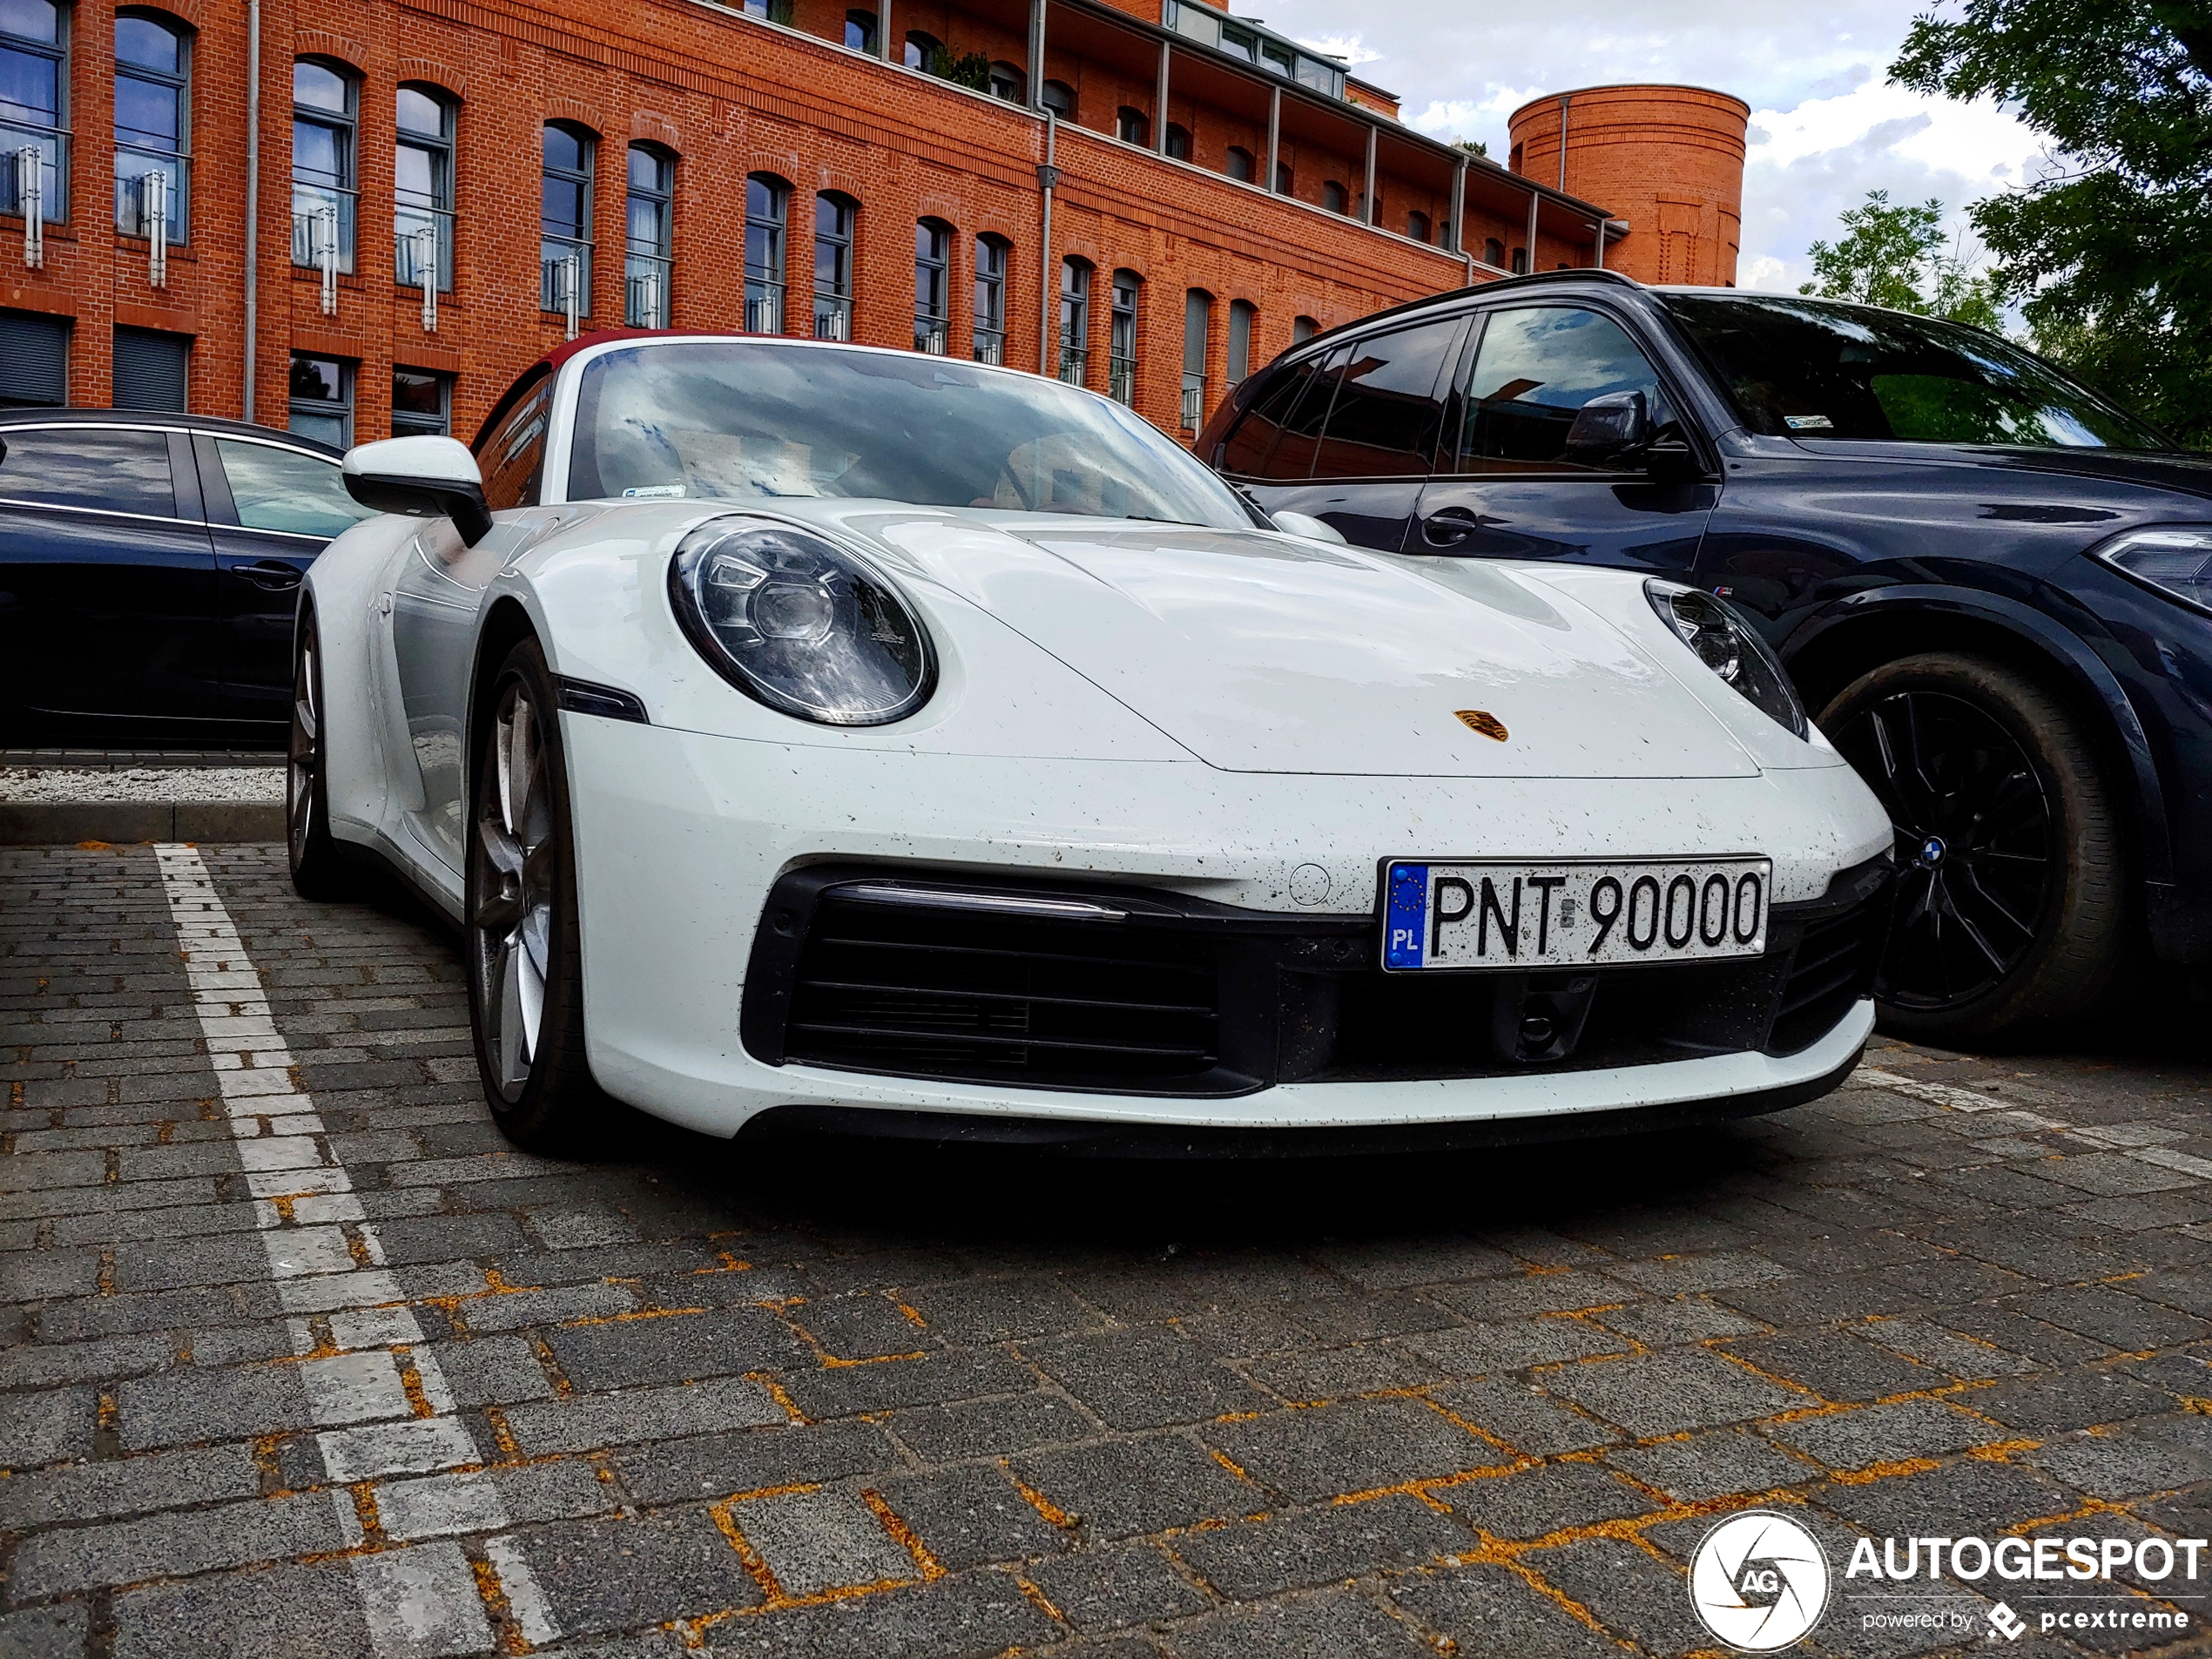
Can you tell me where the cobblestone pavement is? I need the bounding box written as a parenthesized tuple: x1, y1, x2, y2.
(4, 841, 2212, 1659)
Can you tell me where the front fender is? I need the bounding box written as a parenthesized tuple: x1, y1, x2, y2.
(1782, 583, 2173, 886)
(300, 515, 429, 840)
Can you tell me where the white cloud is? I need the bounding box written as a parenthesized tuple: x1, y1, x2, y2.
(1293, 32, 1382, 67)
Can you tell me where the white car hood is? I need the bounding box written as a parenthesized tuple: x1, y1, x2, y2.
(862, 512, 1760, 779)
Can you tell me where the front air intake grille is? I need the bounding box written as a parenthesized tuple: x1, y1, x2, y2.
(1766, 876, 1890, 1055)
(781, 893, 1226, 1088)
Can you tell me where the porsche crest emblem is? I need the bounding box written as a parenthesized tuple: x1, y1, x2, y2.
(1454, 710, 1508, 742)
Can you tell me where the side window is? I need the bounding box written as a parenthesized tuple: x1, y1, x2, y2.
(1453, 307, 1678, 473)
(0, 427, 174, 515)
(1308, 316, 1466, 479)
(1217, 353, 1320, 476)
(479, 382, 551, 510)
(215, 439, 372, 537)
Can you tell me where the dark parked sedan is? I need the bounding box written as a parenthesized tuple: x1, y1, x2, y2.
(1199, 272, 2212, 1045)
(0, 408, 372, 744)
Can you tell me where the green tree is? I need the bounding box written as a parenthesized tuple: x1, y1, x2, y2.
(1798, 189, 2006, 329)
(1892, 0, 2212, 446)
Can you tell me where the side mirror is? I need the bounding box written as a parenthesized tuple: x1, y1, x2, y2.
(1643, 423, 1704, 482)
(1270, 509, 1348, 545)
(1562, 389, 1649, 463)
(343, 435, 493, 545)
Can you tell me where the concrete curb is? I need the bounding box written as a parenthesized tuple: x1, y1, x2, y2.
(0, 801, 286, 845)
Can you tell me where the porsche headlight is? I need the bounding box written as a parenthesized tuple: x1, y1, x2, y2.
(1643, 579, 1808, 738)
(2094, 525, 2212, 617)
(669, 517, 935, 725)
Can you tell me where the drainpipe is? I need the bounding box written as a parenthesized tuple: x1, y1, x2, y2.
(1594, 218, 1606, 269)
(1026, 0, 1044, 107)
(1524, 186, 1539, 273)
(1450, 155, 1472, 285)
(1360, 124, 1376, 224)
(1153, 41, 1169, 154)
(1037, 111, 1056, 375)
(877, 0, 891, 58)
(1264, 84, 1279, 192)
(1556, 92, 1571, 191)
(243, 0, 260, 422)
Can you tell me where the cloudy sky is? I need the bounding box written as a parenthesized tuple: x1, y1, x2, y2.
(1254, 0, 2051, 293)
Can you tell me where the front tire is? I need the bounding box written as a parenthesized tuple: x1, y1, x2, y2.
(467, 639, 603, 1151)
(287, 612, 354, 900)
(1821, 652, 2126, 1048)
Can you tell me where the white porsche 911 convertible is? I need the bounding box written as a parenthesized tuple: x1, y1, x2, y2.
(300, 331, 1892, 1153)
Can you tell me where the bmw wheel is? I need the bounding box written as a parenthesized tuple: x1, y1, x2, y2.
(1822, 652, 2125, 1048)
(468, 638, 603, 1150)
(287, 612, 353, 900)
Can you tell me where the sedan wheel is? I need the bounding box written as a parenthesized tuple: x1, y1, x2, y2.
(1823, 652, 2124, 1047)
(466, 639, 604, 1148)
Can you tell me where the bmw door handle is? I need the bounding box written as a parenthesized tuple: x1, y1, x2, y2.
(233, 560, 304, 590)
(1421, 508, 1480, 546)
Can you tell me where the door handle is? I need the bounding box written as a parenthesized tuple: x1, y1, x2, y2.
(233, 560, 304, 590)
(1421, 508, 1480, 546)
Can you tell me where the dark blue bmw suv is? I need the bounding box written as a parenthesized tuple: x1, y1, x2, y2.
(1197, 271, 2212, 1046)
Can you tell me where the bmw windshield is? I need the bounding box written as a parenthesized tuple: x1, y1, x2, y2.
(567, 341, 1261, 529)
(1661, 293, 2174, 452)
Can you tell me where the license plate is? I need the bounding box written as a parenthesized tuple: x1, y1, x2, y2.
(1381, 858, 1771, 970)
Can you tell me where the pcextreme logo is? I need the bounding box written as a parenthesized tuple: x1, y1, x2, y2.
(1689, 1511, 1831, 1650)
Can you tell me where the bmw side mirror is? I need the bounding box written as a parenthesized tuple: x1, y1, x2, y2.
(343, 435, 493, 546)
(1563, 390, 1649, 463)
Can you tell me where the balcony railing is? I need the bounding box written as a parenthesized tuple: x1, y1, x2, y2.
(395, 204, 454, 293)
(1180, 375, 1204, 429)
(542, 237, 588, 339)
(1, 125, 64, 226)
(114, 145, 185, 242)
(625, 251, 670, 328)
(292, 183, 356, 272)
(1058, 346, 1087, 385)
(813, 293, 851, 341)
(1109, 358, 1136, 406)
(745, 280, 784, 335)
(972, 329, 1004, 367)
(914, 320, 948, 355)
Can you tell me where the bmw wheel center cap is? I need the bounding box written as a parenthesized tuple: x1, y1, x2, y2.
(1916, 834, 1947, 869)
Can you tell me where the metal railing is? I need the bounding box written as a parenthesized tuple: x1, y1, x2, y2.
(914, 320, 948, 355)
(745, 281, 784, 335)
(291, 183, 355, 272)
(542, 242, 586, 338)
(2, 124, 63, 234)
(395, 204, 453, 293)
(115, 145, 185, 246)
(972, 330, 1004, 367)
(625, 252, 670, 328)
(1109, 358, 1136, 406)
(138, 171, 168, 285)
(1180, 375, 1204, 429)
(406, 226, 439, 332)
(11, 145, 44, 267)
(813, 293, 851, 341)
(1058, 346, 1087, 385)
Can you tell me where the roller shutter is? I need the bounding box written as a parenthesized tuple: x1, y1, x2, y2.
(113, 326, 190, 412)
(0, 308, 69, 407)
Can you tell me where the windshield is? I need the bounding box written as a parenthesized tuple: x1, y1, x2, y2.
(1660, 294, 2172, 452)
(567, 341, 1259, 529)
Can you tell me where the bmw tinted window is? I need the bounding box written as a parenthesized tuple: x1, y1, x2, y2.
(1309, 317, 1465, 478)
(0, 427, 176, 516)
(1217, 354, 1323, 476)
(1454, 307, 1677, 472)
(1257, 343, 1351, 481)
(1661, 293, 2168, 450)
(215, 440, 374, 538)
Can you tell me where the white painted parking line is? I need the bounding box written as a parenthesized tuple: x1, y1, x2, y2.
(153, 844, 557, 1652)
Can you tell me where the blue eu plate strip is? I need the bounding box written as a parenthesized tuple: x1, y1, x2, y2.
(1384, 863, 1427, 969)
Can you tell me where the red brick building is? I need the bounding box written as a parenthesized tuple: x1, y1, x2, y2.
(0, 0, 1744, 447)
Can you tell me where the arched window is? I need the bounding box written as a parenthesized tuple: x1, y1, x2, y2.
(540, 122, 594, 322)
(624, 144, 674, 327)
(1274, 160, 1292, 195)
(1108, 268, 1140, 405)
(1224, 146, 1253, 183)
(1406, 209, 1431, 245)
(813, 191, 855, 341)
(914, 218, 951, 353)
(988, 61, 1024, 102)
(1181, 288, 1211, 429)
(842, 8, 875, 51)
(1116, 107, 1149, 146)
(1321, 179, 1346, 214)
(903, 30, 941, 71)
(1292, 314, 1318, 344)
(394, 84, 455, 293)
(1058, 257, 1091, 383)
(1164, 124, 1190, 161)
(115, 12, 189, 243)
(1483, 236, 1505, 269)
(973, 233, 1008, 365)
(745, 172, 788, 333)
(1040, 80, 1075, 119)
(1227, 298, 1255, 388)
(1, 0, 64, 226)
(292, 59, 358, 271)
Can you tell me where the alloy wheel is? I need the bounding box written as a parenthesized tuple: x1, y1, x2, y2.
(1831, 690, 2055, 1010)
(288, 633, 320, 866)
(471, 685, 556, 1102)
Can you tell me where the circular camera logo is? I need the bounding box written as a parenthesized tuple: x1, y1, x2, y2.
(1688, 1509, 1831, 1651)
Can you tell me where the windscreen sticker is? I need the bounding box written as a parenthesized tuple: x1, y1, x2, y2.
(1783, 415, 1834, 431)
(1384, 863, 1428, 969)
(622, 483, 687, 498)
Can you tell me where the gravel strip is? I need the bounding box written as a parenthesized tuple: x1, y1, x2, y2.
(0, 766, 286, 804)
